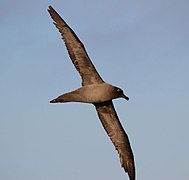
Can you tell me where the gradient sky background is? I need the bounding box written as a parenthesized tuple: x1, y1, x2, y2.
(1, 0, 189, 180)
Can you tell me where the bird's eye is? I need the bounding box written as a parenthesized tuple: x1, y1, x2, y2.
(117, 88, 121, 92)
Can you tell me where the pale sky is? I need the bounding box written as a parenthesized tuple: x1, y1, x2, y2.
(1, 0, 189, 180)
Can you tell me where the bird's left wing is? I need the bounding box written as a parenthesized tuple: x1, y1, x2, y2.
(94, 101, 135, 180)
(48, 6, 104, 86)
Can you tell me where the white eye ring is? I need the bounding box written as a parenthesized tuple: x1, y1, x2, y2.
(117, 88, 121, 92)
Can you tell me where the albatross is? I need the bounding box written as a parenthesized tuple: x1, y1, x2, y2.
(48, 6, 135, 180)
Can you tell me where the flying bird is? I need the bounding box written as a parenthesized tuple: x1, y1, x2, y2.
(48, 6, 135, 180)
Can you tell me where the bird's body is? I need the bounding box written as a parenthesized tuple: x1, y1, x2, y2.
(48, 5, 135, 180)
(50, 83, 129, 103)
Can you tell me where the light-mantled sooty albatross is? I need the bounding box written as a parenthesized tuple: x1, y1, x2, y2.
(48, 6, 135, 180)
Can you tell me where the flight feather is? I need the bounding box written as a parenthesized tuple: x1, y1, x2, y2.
(95, 101, 135, 180)
(48, 6, 104, 86)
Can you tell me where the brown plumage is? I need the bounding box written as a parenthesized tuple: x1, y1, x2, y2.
(48, 5, 135, 180)
(95, 101, 135, 180)
(48, 6, 103, 86)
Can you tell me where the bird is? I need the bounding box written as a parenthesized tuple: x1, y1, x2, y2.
(48, 5, 135, 180)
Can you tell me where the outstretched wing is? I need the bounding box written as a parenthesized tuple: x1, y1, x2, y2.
(95, 101, 135, 180)
(48, 6, 104, 86)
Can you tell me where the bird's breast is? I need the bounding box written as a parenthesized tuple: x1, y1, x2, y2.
(78, 83, 114, 103)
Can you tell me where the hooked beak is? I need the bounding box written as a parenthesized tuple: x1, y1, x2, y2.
(122, 94, 129, 101)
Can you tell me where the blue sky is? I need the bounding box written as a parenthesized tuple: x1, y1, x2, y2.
(1, 0, 189, 180)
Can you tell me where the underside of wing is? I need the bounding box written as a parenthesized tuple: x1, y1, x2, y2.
(48, 6, 104, 86)
(94, 101, 135, 180)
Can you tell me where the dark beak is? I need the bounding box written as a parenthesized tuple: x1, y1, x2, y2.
(122, 94, 129, 101)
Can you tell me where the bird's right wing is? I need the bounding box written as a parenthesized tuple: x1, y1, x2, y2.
(48, 6, 104, 86)
(95, 101, 135, 180)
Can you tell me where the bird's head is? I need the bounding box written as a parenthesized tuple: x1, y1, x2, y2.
(114, 87, 129, 101)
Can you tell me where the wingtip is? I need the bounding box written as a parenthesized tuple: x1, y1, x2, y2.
(126, 160, 135, 180)
(48, 5, 54, 13)
(48, 5, 53, 10)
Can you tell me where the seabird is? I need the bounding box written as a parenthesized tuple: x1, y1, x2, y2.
(48, 6, 135, 180)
